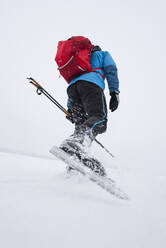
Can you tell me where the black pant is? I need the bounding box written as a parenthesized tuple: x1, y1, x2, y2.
(67, 81, 107, 137)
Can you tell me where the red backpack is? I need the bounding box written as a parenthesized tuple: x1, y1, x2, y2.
(55, 36, 102, 83)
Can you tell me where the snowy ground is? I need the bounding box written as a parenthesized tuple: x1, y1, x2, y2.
(1, 0, 166, 247)
(0, 151, 165, 248)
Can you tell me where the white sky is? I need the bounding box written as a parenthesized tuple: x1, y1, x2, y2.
(0, 0, 165, 172)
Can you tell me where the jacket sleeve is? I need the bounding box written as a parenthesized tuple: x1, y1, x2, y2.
(103, 51, 120, 94)
(67, 98, 71, 109)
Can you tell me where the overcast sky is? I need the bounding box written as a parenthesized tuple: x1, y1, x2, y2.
(0, 0, 165, 173)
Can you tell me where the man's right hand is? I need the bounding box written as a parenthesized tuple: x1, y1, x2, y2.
(66, 109, 75, 123)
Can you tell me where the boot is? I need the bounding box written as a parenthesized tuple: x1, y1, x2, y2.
(60, 129, 106, 176)
(60, 127, 95, 156)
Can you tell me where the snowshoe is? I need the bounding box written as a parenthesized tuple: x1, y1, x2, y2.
(60, 141, 106, 176)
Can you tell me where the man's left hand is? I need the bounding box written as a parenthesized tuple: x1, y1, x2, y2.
(109, 92, 120, 112)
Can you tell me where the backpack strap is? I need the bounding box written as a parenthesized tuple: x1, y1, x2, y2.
(91, 67, 105, 80)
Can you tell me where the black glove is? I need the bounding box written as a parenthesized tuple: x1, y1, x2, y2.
(109, 92, 120, 112)
(66, 109, 75, 123)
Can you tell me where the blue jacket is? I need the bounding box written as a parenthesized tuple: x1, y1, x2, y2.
(67, 50, 119, 108)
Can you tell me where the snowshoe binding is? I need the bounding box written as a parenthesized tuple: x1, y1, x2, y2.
(60, 135, 106, 177)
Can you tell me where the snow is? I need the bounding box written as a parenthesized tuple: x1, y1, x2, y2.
(0, 151, 165, 248)
(1, 0, 166, 247)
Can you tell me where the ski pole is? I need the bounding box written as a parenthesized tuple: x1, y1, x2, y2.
(27, 77, 114, 157)
(27, 77, 70, 117)
(94, 139, 114, 157)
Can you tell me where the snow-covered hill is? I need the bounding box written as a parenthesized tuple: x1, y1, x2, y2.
(0, 151, 165, 248)
(1, 0, 166, 247)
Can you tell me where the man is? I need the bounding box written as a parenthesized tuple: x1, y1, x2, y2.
(59, 43, 120, 155)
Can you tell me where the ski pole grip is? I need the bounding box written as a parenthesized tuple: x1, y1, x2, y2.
(27, 77, 42, 89)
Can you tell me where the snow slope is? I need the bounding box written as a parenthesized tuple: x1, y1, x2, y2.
(0, 151, 165, 248)
(1, 0, 166, 247)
